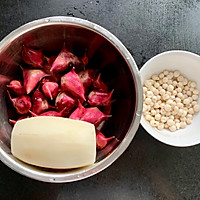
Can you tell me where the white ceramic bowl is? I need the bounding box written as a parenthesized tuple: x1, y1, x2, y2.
(140, 50, 200, 147)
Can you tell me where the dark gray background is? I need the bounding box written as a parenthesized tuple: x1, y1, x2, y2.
(1, 0, 200, 199)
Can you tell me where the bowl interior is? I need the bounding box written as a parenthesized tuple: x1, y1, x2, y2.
(140, 50, 200, 147)
(0, 22, 137, 179)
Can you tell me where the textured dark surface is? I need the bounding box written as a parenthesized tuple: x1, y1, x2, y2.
(1, 0, 200, 199)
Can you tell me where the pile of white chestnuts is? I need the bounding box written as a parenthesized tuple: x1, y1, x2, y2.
(143, 70, 200, 132)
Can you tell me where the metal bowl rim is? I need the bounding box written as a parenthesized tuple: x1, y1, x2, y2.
(0, 16, 143, 183)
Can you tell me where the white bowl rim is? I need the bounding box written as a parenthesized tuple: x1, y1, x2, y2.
(140, 50, 200, 147)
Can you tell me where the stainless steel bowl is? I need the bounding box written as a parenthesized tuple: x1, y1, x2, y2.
(0, 16, 142, 182)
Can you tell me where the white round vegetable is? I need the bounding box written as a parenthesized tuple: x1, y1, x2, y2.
(142, 69, 200, 132)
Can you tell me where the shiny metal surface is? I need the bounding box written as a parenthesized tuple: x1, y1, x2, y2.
(0, 16, 142, 182)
